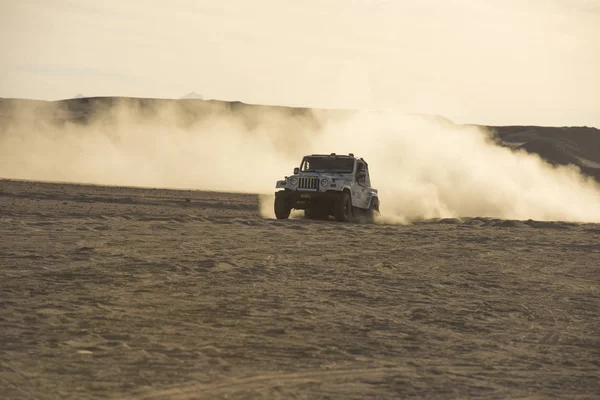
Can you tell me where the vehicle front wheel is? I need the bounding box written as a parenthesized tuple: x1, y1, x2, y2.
(334, 192, 352, 222)
(274, 196, 291, 219)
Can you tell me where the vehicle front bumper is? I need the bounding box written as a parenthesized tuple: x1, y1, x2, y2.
(275, 190, 341, 210)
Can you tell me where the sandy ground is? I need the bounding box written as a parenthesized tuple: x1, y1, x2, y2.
(1, 179, 599, 399)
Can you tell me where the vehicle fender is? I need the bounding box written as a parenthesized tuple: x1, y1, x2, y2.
(366, 192, 379, 209)
(341, 185, 353, 202)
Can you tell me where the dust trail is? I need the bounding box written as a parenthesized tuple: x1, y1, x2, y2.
(0, 99, 311, 194)
(2, 99, 600, 222)
(311, 111, 600, 223)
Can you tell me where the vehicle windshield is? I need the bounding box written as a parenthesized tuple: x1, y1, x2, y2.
(301, 157, 354, 173)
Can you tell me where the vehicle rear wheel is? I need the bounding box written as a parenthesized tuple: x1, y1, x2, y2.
(334, 192, 352, 222)
(274, 196, 291, 219)
(366, 197, 380, 222)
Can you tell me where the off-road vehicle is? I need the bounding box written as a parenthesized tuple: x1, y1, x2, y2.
(274, 153, 380, 222)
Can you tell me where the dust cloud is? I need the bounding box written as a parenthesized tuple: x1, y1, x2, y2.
(2, 100, 600, 223)
(311, 112, 600, 223)
(0, 100, 309, 193)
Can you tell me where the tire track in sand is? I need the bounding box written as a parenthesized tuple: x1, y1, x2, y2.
(127, 366, 411, 399)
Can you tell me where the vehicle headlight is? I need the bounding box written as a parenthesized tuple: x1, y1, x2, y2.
(320, 178, 329, 187)
(289, 177, 298, 186)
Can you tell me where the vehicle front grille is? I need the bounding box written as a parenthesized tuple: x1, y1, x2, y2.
(299, 176, 318, 190)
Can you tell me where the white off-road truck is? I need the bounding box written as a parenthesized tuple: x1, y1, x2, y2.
(274, 153, 380, 222)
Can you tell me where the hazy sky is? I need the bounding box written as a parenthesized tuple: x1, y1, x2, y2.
(1, 0, 599, 126)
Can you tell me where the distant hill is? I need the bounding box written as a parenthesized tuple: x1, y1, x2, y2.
(488, 125, 600, 181)
(1, 96, 598, 182)
(180, 92, 203, 99)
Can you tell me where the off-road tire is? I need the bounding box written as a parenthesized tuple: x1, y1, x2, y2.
(334, 192, 352, 222)
(366, 197, 380, 223)
(274, 196, 291, 219)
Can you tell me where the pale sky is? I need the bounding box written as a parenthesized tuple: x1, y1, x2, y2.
(1, 0, 599, 126)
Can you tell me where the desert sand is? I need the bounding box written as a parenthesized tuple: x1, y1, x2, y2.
(1, 178, 599, 399)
